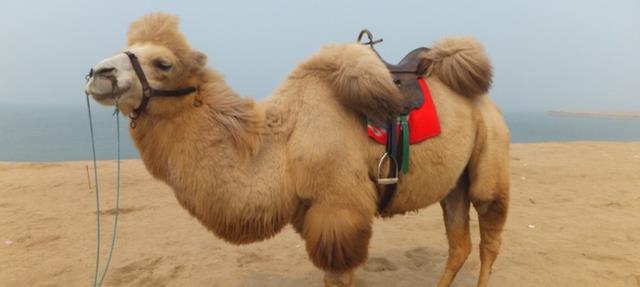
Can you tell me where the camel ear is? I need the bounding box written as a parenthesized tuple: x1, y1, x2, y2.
(191, 50, 208, 70)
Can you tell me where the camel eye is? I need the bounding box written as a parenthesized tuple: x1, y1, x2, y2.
(153, 59, 172, 71)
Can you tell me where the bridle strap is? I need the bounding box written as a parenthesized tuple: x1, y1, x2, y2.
(124, 51, 151, 96)
(123, 51, 197, 121)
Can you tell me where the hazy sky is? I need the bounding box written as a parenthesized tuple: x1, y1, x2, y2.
(1, 0, 638, 111)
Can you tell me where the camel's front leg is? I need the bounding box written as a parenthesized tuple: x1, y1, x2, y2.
(324, 271, 354, 287)
(302, 202, 373, 287)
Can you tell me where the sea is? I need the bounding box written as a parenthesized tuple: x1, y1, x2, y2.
(1, 104, 640, 162)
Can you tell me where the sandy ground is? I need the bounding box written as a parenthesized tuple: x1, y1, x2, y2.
(1, 142, 639, 287)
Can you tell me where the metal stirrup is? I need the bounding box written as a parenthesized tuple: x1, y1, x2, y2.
(376, 152, 399, 185)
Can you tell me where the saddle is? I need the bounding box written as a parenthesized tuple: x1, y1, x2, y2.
(357, 30, 433, 213)
(358, 30, 431, 115)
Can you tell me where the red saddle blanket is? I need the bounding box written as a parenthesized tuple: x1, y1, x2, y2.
(367, 78, 441, 144)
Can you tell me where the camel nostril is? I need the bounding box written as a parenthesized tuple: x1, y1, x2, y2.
(86, 68, 94, 81)
(94, 67, 116, 76)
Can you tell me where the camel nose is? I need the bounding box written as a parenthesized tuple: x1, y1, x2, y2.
(92, 67, 116, 77)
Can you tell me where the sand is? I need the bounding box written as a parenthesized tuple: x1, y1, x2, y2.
(1, 142, 639, 287)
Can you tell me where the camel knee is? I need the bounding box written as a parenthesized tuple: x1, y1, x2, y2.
(303, 206, 372, 272)
(480, 239, 500, 258)
(480, 232, 502, 255)
(452, 241, 472, 260)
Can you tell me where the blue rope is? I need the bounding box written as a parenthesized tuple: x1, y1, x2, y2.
(85, 96, 121, 287)
(85, 95, 101, 287)
(98, 109, 121, 286)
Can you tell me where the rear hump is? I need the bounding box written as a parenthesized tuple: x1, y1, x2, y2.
(424, 37, 493, 97)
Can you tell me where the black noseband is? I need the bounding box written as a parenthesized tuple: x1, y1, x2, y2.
(123, 51, 197, 125)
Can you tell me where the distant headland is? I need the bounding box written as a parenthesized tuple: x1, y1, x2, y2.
(548, 110, 640, 120)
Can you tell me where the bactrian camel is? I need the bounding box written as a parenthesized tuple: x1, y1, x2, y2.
(85, 13, 510, 287)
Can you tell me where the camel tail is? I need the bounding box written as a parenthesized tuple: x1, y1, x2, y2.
(300, 44, 404, 123)
(425, 37, 493, 97)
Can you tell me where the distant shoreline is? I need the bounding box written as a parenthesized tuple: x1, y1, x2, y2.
(548, 110, 640, 120)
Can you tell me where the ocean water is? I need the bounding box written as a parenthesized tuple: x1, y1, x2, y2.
(1, 104, 639, 162)
(0, 104, 138, 162)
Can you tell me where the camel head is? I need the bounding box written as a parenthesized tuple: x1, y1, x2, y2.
(85, 13, 207, 116)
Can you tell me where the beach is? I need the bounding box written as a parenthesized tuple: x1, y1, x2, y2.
(1, 142, 639, 286)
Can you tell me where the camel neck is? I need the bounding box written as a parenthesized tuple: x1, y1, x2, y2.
(128, 71, 297, 244)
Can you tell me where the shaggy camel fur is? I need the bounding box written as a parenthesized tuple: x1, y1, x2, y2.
(85, 13, 510, 287)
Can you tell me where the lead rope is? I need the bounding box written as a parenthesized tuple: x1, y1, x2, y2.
(85, 94, 121, 287)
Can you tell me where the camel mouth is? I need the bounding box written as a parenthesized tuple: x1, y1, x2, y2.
(88, 88, 131, 106)
(86, 77, 131, 105)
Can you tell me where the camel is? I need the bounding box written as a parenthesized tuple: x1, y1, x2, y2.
(85, 13, 510, 287)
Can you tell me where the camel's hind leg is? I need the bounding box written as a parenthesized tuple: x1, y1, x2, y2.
(467, 116, 510, 286)
(474, 197, 508, 287)
(437, 179, 472, 287)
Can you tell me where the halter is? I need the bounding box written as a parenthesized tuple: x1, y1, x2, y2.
(123, 51, 197, 127)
